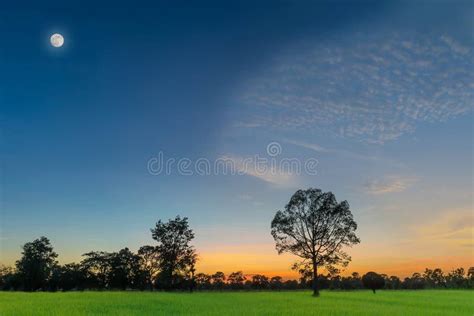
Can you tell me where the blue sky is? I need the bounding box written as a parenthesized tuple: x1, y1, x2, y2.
(1, 1, 473, 276)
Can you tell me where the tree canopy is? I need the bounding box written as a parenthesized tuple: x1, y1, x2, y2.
(271, 188, 360, 296)
(15, 236, 58, 291)
(151, 216, 197, 290)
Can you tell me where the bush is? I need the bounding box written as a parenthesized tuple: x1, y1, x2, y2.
(362, 272, 385, 293)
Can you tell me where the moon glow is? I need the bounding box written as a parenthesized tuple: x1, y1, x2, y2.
(50, 33, 64, 48)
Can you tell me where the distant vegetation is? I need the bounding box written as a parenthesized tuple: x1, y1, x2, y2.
(1, 234, 472, 292)
(1, 188, 473, 293)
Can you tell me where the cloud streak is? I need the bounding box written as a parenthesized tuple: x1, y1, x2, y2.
(364, 176, 418, 194)
(284, 138, 381, 162)
(218, 154, 298, 187)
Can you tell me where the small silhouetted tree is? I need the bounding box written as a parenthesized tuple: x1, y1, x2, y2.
(271, 188, 360, 296)
(244, 279, 252, 290)
(423, 268, 445, 288)
(468, 267, 474, 278)
(15, 237, 58, 291)
(58, 263, 86, 291)
(228, 271, 246, 290)
(137, 245, 160, 289)
(151, 216, 196, 291)
(184, 251, 197, 292)
(386, 275, 401, 289)
(211, 271, 226, 290)
(251, 274, 269, 290)
(283, 279, 299, 290)
(108, 248, 143, 290)
(81, 251, 112, 289)
(362, 272, 385, 293)
(270, 276, 283, 290)
(292, 261, 313, 288)
(195, 273, 212, 290)
(0, 265, 20, 290)
(467, 267, 474, 288)
(406, 272, 426, 289)
(445, 268, 465, 289)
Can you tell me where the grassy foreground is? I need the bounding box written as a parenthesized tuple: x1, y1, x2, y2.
(0, 290, 473, 315)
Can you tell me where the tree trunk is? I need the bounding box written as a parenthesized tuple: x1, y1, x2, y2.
(189, 271, 195, 293)
(149, 275, 154, 291)
(312, 260, 319, 297)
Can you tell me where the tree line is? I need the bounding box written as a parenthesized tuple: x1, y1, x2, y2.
(194, 268, 474, 292)
(1, 216, 196, 292)
(1, 188, 472, 293)
(0, 232, 472, 292)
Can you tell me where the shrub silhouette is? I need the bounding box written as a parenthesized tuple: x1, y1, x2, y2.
(362, 272, 385, 293)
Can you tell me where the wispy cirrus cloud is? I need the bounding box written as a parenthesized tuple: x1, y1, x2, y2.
(440, 35, 470, 55)
(364, 176, 418, 194)
(283, 139, 330, 153)
(233, 32, 473, 144)
(218, 154, 298, 187)
(284, 138, 380, 162)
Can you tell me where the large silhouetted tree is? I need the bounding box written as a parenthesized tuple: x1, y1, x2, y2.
(151, 216, 197, 291)
(271, 188, 360, 296)
(15, 236, 58, 291)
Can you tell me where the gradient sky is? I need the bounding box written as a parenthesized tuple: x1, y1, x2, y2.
(1, 1, 473, 278)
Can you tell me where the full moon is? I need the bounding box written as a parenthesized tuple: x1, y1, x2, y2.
(50, 33, 64, 48)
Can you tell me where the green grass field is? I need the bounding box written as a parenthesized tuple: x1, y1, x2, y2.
(0, 290, 472, 315)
